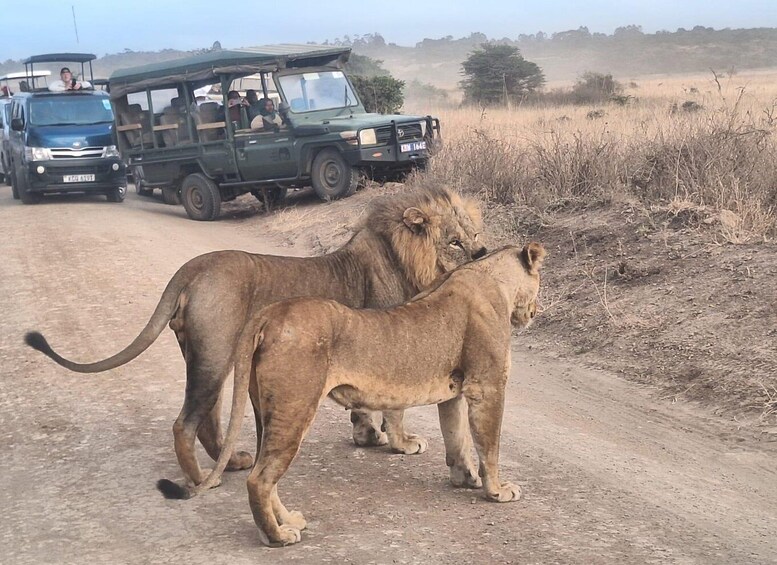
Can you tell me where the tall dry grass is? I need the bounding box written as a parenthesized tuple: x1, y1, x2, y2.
(409, 70, 777, 240)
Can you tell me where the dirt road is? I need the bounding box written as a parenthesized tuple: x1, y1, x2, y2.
(1, 189, 775, 564)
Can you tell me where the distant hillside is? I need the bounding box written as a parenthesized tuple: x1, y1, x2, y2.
(348, 27, 777, 88)
(3, 26, 776, 93)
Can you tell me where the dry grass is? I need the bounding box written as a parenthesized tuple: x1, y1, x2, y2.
(407, 69, 777, 241)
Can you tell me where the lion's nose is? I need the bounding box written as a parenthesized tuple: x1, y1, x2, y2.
(472, 246, 487, 259)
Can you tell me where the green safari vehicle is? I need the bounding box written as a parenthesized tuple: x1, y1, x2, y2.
(108, 44, 440, 221)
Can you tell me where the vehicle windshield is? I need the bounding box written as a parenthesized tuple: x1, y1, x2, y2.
(278, 71, 358, 113)
(29, 96, 114, 126)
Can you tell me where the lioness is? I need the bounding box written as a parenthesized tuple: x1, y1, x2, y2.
(182, 243, 545, 547)
(25, 187, 486, 489)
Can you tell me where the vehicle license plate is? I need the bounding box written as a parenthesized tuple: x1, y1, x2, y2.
(63, 174, 95, 183)
(400, 141, 426, 153)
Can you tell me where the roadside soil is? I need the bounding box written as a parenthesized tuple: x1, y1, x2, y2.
(1, 186, 775, 564)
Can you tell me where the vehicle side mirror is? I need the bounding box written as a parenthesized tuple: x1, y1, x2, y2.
(11, 117, 24, 131)
(278, 102, 290, 116)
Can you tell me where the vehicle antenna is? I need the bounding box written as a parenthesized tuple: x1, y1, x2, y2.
(72, 5, 80, 44)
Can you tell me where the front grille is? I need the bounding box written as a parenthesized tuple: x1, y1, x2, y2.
(50, 146, 105, 159)
(375, 123, 424, 145)
(50, 164, 113, 175)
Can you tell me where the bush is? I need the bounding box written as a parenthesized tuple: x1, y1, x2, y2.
(350, 75, 405, 114)
(571, 72, 624, 105)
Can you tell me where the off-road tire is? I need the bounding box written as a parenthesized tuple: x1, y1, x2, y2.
(181, 173, 221, 221)
(16, 165, 40, 204)
(9, 167, 19, 199)
(106, 185, 127, 203)
(251, 187, 287, 210)
(161, 185, 181, 205)
(311, 148, 359, 201)
(135, 182, 154, 197)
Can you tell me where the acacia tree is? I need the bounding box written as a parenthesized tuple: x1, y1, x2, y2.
(346, 54, 404, 113)
(461, 44, 545, 106)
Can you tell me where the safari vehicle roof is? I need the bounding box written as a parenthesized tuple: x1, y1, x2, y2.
(108, 44, 351, 99)
(23, 53, 97, 64)
(0, 70, 51, 81)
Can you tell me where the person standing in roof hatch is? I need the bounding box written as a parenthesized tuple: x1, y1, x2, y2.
(49, 67, 92, 92)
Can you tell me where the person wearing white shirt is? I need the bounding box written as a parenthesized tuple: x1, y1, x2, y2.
(49, 67, 92, 92)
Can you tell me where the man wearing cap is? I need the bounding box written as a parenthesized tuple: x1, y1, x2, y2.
(49, 67, 92, 92)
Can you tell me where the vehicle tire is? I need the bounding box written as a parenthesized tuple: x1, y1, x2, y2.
(161, 185, 181, 205)
(135, 181, 154, 197)
(251, 187, 287, 210)
(16, 165, 40, 204)
(181, 173, 221, 221)
(311, 148, 360, 201)
(106, 185, 126, 203)
(9, 167, 19, 200)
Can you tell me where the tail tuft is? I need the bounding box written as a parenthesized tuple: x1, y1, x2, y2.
(25, 331, 52, 355)
(156, 479, 192, 500)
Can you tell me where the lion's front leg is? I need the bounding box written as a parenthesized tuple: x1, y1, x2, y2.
(383, 409, 428, 455)
(438, 396, 481, 488)
(465, 383, 521, 503)
(350, 409, 388, 447)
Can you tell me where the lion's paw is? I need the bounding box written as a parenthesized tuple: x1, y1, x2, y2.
(486, 482, 522, 503)
(391, 434, 428, 455)
(280, 510, 307, 531)
(271, 526, 302, 547)
(353, 428, 389, 447)
(449, 464, 482, 489)
(226, 450, 254, 471)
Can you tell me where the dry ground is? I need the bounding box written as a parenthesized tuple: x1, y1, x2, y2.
(1, 187, 776, 564)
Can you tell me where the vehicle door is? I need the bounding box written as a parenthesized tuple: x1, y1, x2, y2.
(234, 127, 298, 181)
(8, 101, 25, 167)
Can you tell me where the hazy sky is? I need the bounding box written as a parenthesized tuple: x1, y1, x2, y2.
(3, 0, 776, 61)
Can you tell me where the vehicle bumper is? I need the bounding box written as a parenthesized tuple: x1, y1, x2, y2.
(25, 158, 126, 193)
(344, 145, 429, 168)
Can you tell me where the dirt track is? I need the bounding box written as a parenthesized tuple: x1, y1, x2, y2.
(1, 188, 775, 564)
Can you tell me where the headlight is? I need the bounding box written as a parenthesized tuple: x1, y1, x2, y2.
(102, 145, 121, 158)
(24, 147, 52, 161)
(358, 128, 377, 146)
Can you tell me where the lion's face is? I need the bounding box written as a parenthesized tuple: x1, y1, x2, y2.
(434, 205, 487, 274)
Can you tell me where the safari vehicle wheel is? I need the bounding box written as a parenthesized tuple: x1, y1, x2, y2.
(9, 167, 20, 200)
(181, 173, 221, 221)
(106, 185, 126, 203)
(251, 187, 287, 210)
(16, 165, 40, 205)
(311, 148, 360, 201)
(135, 181, 154, 197)
(161, 185, 181, 205)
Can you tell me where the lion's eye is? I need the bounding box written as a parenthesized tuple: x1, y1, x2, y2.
(449, 240, 464, 250)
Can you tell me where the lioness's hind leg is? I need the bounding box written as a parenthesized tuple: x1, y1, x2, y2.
(383, 410, 428, 455)
(350, 409, 388, 447)
(438, 396, 481, 488)
(247, 395, 318, 547)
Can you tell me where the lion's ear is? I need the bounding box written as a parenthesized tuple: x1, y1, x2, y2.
(520, 242, 546, 274)
(402, 207, 429, 234)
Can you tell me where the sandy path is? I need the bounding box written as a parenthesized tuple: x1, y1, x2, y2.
(1, 189, 774, 564)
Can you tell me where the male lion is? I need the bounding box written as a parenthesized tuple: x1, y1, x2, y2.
(169, 243, 545, 547)
(25, 187, 486, 489)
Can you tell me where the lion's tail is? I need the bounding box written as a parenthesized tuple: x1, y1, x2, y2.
(156, 320, 267, 501)
(24, 264, 192, 373)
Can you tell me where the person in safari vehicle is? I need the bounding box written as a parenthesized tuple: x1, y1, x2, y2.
(49, 67, 92, 92)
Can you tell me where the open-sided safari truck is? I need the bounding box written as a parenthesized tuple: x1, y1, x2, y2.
(108, 44, 440, 221)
